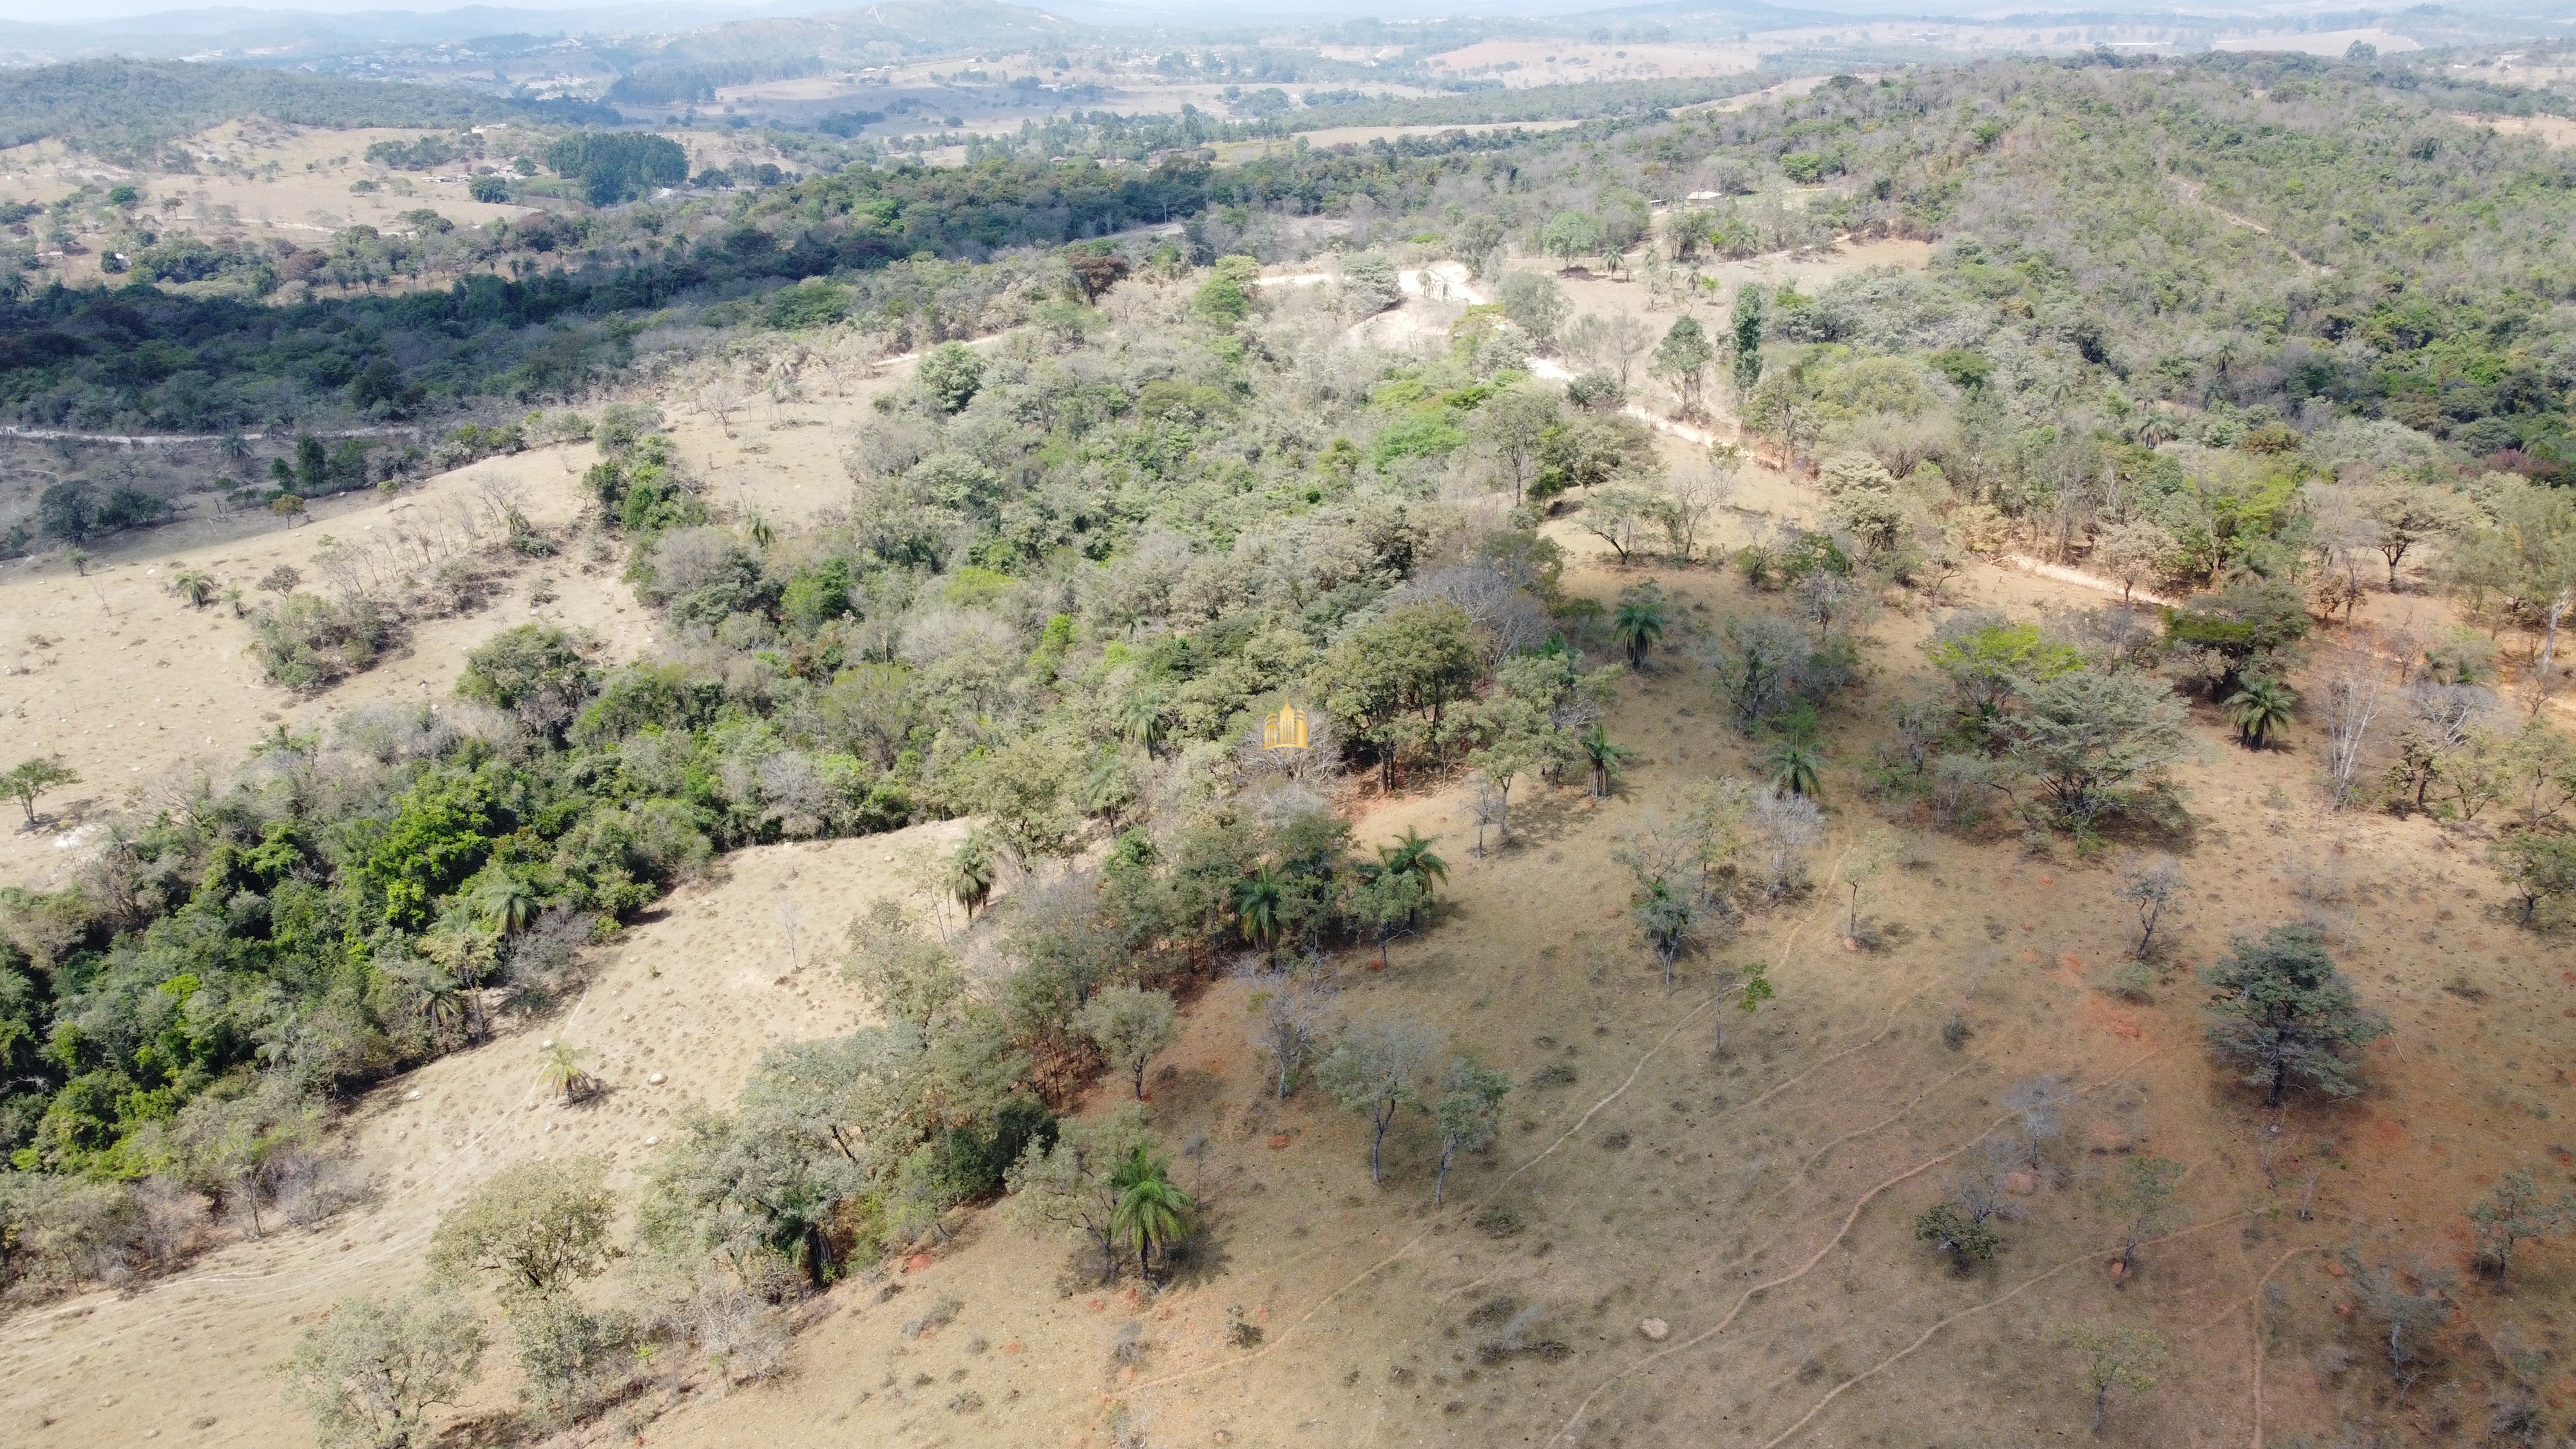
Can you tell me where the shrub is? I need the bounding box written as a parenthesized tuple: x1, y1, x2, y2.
(1566, 370, 1624, 410)
(278, 1289, 486, 1449)
(459, 624, 594, 740)
(2494, 829, 2576, 926)
(426, 1158, 614, 1304)
(917, 341, 984, 413)
(246, 593, 392, 691)
(1914, 1202, 1999, 1267)
(512, 1291, 635, 1427)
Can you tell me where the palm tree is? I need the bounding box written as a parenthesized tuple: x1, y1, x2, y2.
(1234, 864, 1285, 951)
(1375, 828, 1449, 914)
(171, 569, 217, 609)
(539, 1041, 592, 1103)
(1120, 691, 1167, 758)
(412, 965, 468, 1042)
(2226, 677, 2297, 750)
(1578, 723, 1634, 800)
(1611, 596, 1667, 669)
(477, 875, 541, 936)
(1109, 1145, 1194, 1282)
(1767, 739, 1822, 799)
(1078, 752, 1131, 829)
(949, 832, 997, 922)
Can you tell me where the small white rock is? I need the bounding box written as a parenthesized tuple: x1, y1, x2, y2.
(405, 1089, 422, 1101)
(1639, 1318, 1670, 1342)
(647, 1072, 666, 1085)
(642, 1135, 658, 1147)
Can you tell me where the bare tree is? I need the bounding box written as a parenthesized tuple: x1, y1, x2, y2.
(2118, 855, 2184, 961)
(2054, 1323, 2166, 1433)
(1467, 774, 1506, 858)
(1748, 788, 1824, 903)
(774, 895, 803, 972)
(1656, 461, 1739, 564)
(1252, 972, 1335, 1101)
(2349, 1256, 2454, 1394)
(2000, 1073, 2072, 1170)
(1602, 313, 1654, 390)
(698, 379, 745, 438)
(2318, 637, 2399, 808)
(1317, 1014, 1444, 1185)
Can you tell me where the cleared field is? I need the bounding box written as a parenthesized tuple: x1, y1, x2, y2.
(2454, 111, 2576, 148)
(2214, 27, 2424, 55)
(1214, 119, 1581, 162)
(0, 120, 806, 287)
(1422, 39, 1765, 85)
(0, 444, 636, 887)
(0, 123, 533, 243)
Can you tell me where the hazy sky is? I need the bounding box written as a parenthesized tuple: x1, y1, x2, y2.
(0, 0, 2369, 31)
(0, 0, 785, 25)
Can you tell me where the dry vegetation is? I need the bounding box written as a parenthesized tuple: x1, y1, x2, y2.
(3, 252, 2570, 1449)
(12, 55, 2576, 1448)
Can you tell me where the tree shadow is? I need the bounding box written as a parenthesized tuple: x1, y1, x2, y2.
(1160, 1206, 1234, 1289)
(1143, 1063, 1224, 1120)
(430, 1408, 525, 1448)
(1489, 786, 1587, 853)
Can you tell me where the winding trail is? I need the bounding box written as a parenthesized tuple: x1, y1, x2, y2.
(1539, 1045, 2168, 1446)
(2249, 1244, 2319, 1448)
(2170, 176, 2332, 274)
(1757, 1208, 2260, 1448)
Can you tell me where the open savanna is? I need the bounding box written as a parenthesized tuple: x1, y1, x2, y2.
(6, 354, 2568, 1449)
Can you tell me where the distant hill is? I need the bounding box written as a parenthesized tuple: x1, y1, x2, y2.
(0, 60, 616, 162)
(0, 4, 787, 59)
(618, 0, 1092, 70)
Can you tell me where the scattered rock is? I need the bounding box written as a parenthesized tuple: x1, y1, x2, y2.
(2326, 1262, 2346, 1277)
(904, 1253, 937, 1274)
(1268, 1134, 1291, 1150)
(1639, 1318, 1670, 1341)
(404, 1090, 422, 1101)
(647, 1072, 667, 1085)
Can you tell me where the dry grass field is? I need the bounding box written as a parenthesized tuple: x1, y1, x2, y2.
(0, 120, 806, 288)
(2452, 113, 2576, 149)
